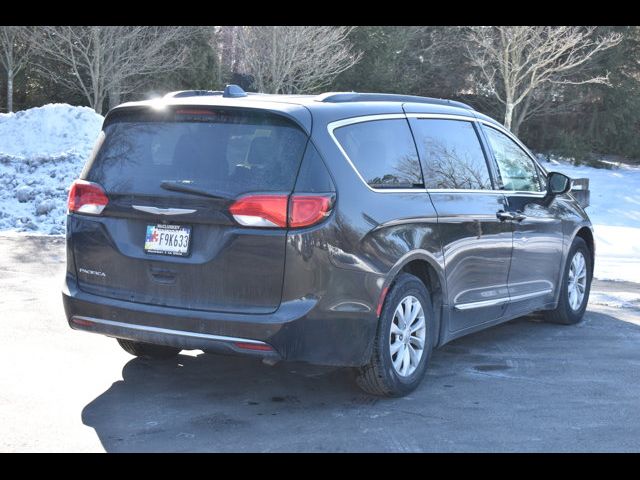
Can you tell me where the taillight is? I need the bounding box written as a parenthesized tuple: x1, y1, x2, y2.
(229, 194, 288, 227)
(230, 194, 333, 228)
(289, 195, 332, 228)
(68, 179, 109, 215)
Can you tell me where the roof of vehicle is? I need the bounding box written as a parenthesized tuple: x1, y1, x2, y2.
(106, 85, 503, 134)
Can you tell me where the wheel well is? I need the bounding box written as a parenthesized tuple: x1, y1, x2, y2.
(576, 227, 594, 265)
(400, 260, 444, 346)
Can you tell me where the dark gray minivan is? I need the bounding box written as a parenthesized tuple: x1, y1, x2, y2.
(63, 86, 594, 396)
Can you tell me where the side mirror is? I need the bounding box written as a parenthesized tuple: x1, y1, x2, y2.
(547, 171, 571, 195)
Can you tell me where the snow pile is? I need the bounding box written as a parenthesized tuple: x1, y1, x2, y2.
(544, 159, 640, 283)
(0, 104, 103, 234)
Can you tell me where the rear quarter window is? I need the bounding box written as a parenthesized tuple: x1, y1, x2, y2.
(332, 118, 423, 189)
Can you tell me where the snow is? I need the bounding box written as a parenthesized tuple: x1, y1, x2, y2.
(589, 291, 640, 309)
(0, 103, 103, 158)
(0, 103, 637, 284)
(543, 159, 640, 283)
(0, 104, 103, 234)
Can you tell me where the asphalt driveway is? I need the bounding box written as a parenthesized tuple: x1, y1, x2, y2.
(1, 235, 639, 452)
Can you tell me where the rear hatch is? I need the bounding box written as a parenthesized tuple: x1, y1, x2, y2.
(70, 106, 309, 314)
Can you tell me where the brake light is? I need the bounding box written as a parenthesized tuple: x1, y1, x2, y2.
(230, 194, 333, 228)
(289, 195, 332, 228)
(230, 194, 288, 227)
(175, 109, 215, 115)
(68, 179, 109, 215)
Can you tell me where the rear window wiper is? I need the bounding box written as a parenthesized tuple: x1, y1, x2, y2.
(160, 180, 231, 200)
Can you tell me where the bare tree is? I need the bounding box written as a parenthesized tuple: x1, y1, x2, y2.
(214, 26, 241, 86)
(0, 26, 32, 112)
(236, 26, 362, 94)
(466, 26, 622, 134)
(31, 26, 201, 114)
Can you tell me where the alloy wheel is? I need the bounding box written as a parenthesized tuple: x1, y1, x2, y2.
(389, 295, 426, 377)
(567, 251, 588, 311)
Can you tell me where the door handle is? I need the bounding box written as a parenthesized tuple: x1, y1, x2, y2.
(497, 210, 527, 222)
(496, 210, 514, 221)
(512, 212, 527, 222)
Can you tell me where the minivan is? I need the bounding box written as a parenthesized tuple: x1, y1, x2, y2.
(63, 86, 594, 396)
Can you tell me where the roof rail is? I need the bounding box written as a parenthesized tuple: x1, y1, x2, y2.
(316, 92, 474, 110)
(164, 90, 223, 99)
(163, 85, 248, 99)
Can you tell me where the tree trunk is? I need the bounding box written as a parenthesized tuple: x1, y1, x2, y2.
(512, 113, 522, 136)
(108, 85, 121, 110)
(7, 69, 13, 113)
(93, 89, 106, 115)
(512, 93, 533, 136)
(270, 27, 278, 94)
(504, 101, 514, 132)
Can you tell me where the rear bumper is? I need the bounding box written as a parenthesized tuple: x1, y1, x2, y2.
(62, 274, 375, 366)
(69, 315, 282, 361)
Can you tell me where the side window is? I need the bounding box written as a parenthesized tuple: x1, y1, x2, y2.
(333, 119, 423, 189)
(483, 126, 543, 192)
(410, 119, 492, 190)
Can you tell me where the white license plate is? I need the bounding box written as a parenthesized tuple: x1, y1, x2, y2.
(144, 224, 192, 257)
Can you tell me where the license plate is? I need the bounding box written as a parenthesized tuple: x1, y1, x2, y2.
(144, 224, 191, 257)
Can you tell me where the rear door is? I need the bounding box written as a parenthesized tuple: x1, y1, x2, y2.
(406, 115, 513, 332)
(70, 106, 309, 314)
(480, 124, 564, 315)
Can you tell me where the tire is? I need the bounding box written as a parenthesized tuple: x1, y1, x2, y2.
(117, 338, 181, 359)
(544, 237, 592, 325)
(356, 273, 434, 397)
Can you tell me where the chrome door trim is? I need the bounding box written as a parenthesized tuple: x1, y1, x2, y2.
(454, 288, 553, 311)
(132, 205, 197, 215)
(508, 289, 554, 302)
(454, 297, 510, 311)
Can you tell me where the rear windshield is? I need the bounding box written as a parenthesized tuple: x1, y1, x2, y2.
(85, 108, 308, 197)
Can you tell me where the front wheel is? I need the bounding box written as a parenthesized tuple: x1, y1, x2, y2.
(544, 237, 592, 325)
(356, 273, 434, 397)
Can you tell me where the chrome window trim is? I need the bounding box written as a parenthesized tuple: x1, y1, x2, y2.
(427, 189, 546, 197)
(327, 112, 548, 195)
(478, 120, 549, 179)
(409, 113, 549, 183)
(405, 113, 477, 122)
(327, 114, 427, 194)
